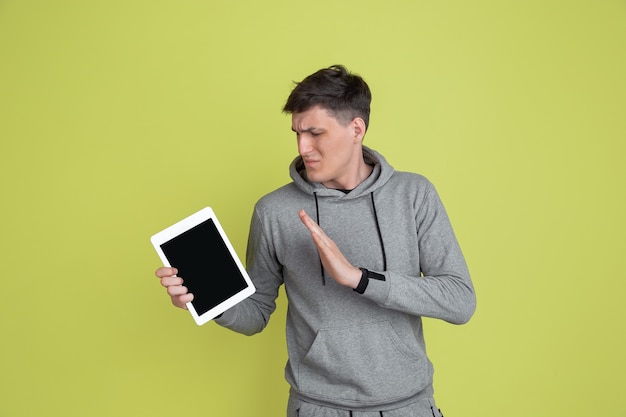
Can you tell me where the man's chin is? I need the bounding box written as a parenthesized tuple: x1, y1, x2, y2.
(304, 168, 319, 181)
(305, 172, 326, 184)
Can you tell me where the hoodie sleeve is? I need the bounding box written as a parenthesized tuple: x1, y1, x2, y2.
(362, 182, 476, 324)
(214, 206, 283, 335)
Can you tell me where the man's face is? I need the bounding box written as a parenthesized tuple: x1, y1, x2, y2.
(291, 105, 363, 190)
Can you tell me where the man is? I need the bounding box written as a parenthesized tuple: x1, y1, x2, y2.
(156, 65, 476, 417)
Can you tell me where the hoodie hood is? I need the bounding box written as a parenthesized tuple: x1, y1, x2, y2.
(289, 146, 395, 198)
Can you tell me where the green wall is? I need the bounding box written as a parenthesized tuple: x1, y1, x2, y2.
(1, 1, 624, 416)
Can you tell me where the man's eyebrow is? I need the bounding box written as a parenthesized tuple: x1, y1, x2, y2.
(291, 127, 323, 133)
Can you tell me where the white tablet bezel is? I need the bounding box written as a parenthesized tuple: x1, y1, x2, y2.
(150, 207, 255, 326)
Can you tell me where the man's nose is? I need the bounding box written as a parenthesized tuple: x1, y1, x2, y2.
(297, 136, 313, 155)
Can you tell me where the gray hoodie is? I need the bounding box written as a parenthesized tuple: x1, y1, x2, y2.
(216, 146, 476, 411)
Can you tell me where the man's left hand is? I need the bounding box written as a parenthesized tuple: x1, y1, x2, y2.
(298, 209, 362, 289)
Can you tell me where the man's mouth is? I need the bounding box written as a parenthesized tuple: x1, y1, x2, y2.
(303, 159, 319, 168)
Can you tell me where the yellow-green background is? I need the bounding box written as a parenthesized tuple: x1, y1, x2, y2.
(1, 1, 624, 416)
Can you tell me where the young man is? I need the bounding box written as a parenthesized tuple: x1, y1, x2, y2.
(156, 65, 476, 417)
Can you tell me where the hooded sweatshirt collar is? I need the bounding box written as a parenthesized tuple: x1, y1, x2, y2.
(289, 146, 395, 199)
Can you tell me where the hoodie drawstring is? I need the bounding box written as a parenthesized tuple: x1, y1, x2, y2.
(313, 191, 387, 286)
(313, 192, 326, 285)
(370, 192, 387, 271)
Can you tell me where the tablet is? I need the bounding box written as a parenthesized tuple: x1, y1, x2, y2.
(150, 207, 256, 326)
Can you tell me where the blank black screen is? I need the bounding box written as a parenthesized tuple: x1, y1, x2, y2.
(160, 219, 248, 316)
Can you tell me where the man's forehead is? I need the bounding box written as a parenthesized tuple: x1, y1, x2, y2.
(291, 106, 336, 130)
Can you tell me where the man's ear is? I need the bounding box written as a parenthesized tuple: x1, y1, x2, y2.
(351, 117, 367, 143)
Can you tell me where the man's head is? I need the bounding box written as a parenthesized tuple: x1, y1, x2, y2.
(283, 65, 371, 130)
(284, 66, 374, 190)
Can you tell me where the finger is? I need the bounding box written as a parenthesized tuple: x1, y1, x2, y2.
(299, 209, 326, 238)
(156, 266, 178, 278)
(300, 213, 332, 249)
(160, 276, 184, 288)
(311, 231, 333, 251)
(173, 293, 194, 309)
(167, 285, 190, 297)
(298, 209, 314, 229)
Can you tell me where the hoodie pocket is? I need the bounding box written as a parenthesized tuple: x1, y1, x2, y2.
(298, 321, 430, 405)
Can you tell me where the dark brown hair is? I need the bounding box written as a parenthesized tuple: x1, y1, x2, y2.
(283, 65, 371, 129)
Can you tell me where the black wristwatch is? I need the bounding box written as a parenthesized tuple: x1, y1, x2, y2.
(354, 268, 385, 294)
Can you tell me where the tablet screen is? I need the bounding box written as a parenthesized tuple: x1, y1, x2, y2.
(160, 218, 249, 317)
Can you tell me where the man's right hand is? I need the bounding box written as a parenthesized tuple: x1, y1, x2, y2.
(155, 267, 194, 309)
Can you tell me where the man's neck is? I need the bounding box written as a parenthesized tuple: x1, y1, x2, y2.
(322, 160, 374, 190)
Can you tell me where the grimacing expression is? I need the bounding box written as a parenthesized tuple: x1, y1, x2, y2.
(291, 105, 365, 190)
